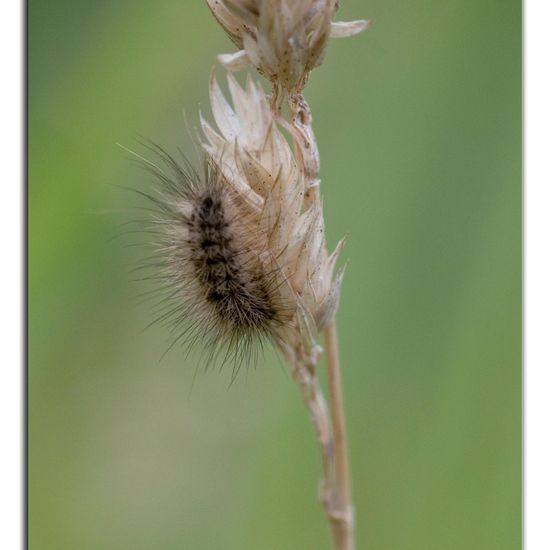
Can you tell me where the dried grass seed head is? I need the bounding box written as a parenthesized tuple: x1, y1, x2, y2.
(200, 73, 345, 363)
(207, 0, 369, 96)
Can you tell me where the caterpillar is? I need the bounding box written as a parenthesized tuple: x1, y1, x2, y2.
(137, 144, 287, 369)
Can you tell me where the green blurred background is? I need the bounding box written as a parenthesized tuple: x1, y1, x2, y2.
(28, 1, 521, 549)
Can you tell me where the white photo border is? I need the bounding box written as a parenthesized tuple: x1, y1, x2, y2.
(0, 1, 24, 548)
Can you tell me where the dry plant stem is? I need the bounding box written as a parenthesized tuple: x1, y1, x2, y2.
(290, 358, 333, 506)
(325, 320, 354, 550)
(291, 323, 354, 550)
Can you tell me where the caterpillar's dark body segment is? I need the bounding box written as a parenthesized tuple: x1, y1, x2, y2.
(186, 190, 277, 330)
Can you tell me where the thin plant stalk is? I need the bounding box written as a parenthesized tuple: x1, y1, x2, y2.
(290, 320, 353, 550)
(325, 320, 354, 550)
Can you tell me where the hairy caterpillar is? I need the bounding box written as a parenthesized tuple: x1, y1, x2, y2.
(138, 145, 288, 369)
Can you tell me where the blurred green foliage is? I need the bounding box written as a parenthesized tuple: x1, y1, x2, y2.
(28, 1, 521, 549)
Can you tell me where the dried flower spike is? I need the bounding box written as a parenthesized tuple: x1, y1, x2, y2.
(202, 74, 345, 361)
(207, 0, 369, 98)
(145, 75, 344, 368)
